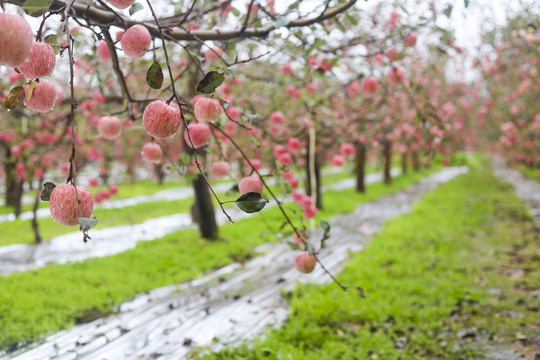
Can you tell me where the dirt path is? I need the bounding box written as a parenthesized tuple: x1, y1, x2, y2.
(3, 166, 467, 360)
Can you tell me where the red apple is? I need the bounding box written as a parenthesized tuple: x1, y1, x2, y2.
(194, 97, 222, 122)
(121, 25, 151, 58)
(19, 42, 56, 79)
(142, 100, 182, 139)
(141, 142, 163, 163)
(294, 252, 317, 273)
(24, 79, 57, 113)
(97, 116, 123, 140)
(184, 122, 211, 148)
(211, 161, 230, 178)
(49, 184, 94, 226)
(0, 13, 33, 68)
(239, 175, 263, 194)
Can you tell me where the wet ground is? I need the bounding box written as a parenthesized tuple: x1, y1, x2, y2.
(3, 167, 467, 360)
(0, 170, 399, 275)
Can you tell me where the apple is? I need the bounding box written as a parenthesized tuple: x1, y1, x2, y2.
(194, 97, 222, 122)
(184, 122, 211, 148)
(49, 184, 94, 226)
(97, 116, 123, 140)
(0, 13, 33, 67)
(142, 100, 182, 138)
(24, 79, 57, 113)
(294, 252, 317, 273)
(19, 42, 56, 79)
(239, 175, 263, 194)
(141, 142, 163, 163)
(121, 25, 152, 58)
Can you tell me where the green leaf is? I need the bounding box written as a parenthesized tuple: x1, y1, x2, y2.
(23, 0, 53, 17)
(146, 61, 164, 90)
(320, 220, 331, 248)
(27, 80, 37, 101)
(44, 34, 62, 55)
(197, 71, 225, 94)
(78, 217, 98, 231)
(230, 7, 240, 17)
(443, 4, 453, 18)
(275, 17, 290, 28)
(129, 2, 144, 15)
(234, 192, 269, 213)
(5, 86, 25, 111)
(40, 182, 56, 201)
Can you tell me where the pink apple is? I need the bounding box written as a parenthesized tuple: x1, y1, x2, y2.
(204, 46, 223, 63)
(281, 63, 293, 75)
(331, 154, 345, 167)
(109, 184, 119, 195)
(239, 175, 263, 194)
(142, 100, 182, 139)
(184, 122, 211, 148)
(121, 25, 152, 58)
(115, 30, 125, 41)
(88, 178, 99, 187)
(24, 79, 57, 113)
(340, 143, 354, 156)
(7, 71, 24, 84)
(361, 76, 379, 95)
(97, 116, 123, 140)
(226, 106, 241, 121)
(304, 204, 317, 219)
(141, 142, 163, 163)
(387, 67, 405, 86)
(49, 184, 94, 226)
(287, 137, 302, 152)
(0, 13, 33, 68)
(194, 97, 222, 122)
(294, 252, 317, 273)
(278, 152, 292, 166)
(19, 42, 56, 79)
(97, 40, 111, 61)
(211, 161, 230, 178)
(106, 0, 135, 9)
(293, 191, 304, 203)
(270, 111, 286, 124)
(404, 32, 417, 47)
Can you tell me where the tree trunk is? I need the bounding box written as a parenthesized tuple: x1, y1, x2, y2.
(401, 151, 408, 176)
(192, 174, 218, 240)
(31, 178, 43, 244)
(154, 163, 165, 185)
(411, 150, 420, 172)
(355, 142, 366, 193)
(383, 140, 392, 185)
(4, 151, 24, 218)
(305, 150, 322, 209)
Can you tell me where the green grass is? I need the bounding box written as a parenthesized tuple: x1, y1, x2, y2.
(0, 167, 359, 247)
(197, 160, 539, 360)
(0, 179, 187, 215)
(517, 164, 540, 182)
(0, 166, 439, 351)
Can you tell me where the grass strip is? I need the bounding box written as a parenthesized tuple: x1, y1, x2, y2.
(0, 166, 440, 351)
(197, 160, 539, 360)
(0, 167, 358, 247)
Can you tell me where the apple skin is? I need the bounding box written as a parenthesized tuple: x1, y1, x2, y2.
(141, 142, 163, 164)
(142, 100, 182, 139)
(239, 176, 264, 194)
(0, 13, 33, 68)
(19, 42, 57, 79)
(24, 79, 57, 113)
(106, 0, 136, 9)
(294, 252, 317, 273)
(184, 122, 211, 148)
(121, 25, 152, 58)
(49, 184, 94, 226)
